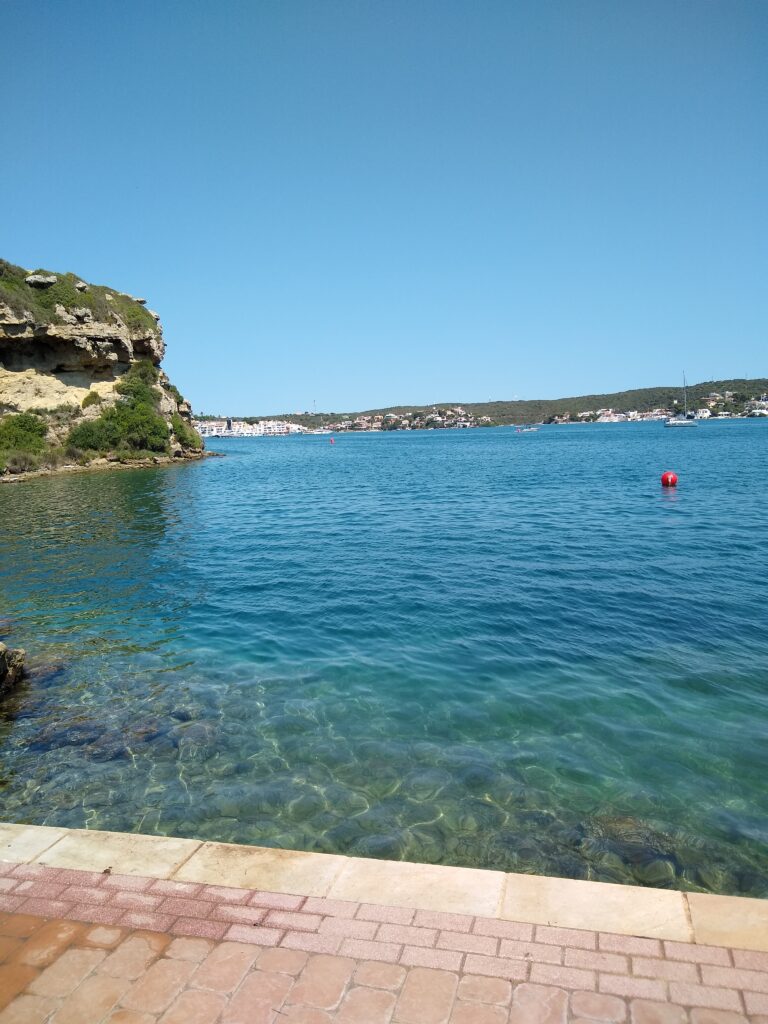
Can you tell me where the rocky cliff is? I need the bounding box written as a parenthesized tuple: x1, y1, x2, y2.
(0, 259, 202, 472)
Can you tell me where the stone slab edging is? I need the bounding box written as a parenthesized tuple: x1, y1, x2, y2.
(1, 822, 766, 952)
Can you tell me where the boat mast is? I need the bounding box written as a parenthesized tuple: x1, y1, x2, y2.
(683, 373, 688, 417)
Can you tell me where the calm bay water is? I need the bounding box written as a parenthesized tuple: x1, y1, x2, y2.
(1, 422, 767, 896)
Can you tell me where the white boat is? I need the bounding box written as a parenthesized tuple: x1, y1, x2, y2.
(665, 374, 697, 428)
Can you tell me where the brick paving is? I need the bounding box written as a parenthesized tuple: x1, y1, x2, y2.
(0, 862, 767, 1022)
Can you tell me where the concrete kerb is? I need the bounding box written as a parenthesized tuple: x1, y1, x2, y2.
(2, 822, 766, 951)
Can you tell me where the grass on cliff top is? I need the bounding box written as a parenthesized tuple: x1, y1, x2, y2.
(0, 259, 158, 334)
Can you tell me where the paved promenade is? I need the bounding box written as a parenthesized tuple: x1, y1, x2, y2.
(1, 824, 767, 1022)
(2, 861, 768, 1023)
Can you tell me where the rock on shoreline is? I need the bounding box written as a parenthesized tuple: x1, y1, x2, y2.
(0, 448, 220, 484)
(0, 642, 25, 695)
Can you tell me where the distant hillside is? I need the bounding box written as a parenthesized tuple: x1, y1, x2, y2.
(211, 379, 768, 427)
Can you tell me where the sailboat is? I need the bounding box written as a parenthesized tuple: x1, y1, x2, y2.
(664, 374, 697, 428)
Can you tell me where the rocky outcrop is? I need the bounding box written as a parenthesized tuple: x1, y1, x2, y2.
(0, 292, 164, 382)
(0, 259, 202, 458)
(0, 642, 25, 696)
(0, 305, 164, 377)
(25, 273, 58, 288)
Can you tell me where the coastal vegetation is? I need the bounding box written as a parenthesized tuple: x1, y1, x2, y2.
(0, 365, 176, 472)
(67, 361, 170, 455)
(171, 411, 203, 451)
(0, 412, 47, 454)
(0, 360, 203, 475)
(0, 417, 76, 474)
(0, 412, 50, 473)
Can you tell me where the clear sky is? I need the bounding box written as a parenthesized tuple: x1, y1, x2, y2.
(3, 1, 766, 414)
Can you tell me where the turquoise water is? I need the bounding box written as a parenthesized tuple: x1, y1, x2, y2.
(1, 422, 767, 896)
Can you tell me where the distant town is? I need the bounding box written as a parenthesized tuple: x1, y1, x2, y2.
(547, 388, 768, 425)
(194, 383, 768, 437)
(195, 406, 492, 437)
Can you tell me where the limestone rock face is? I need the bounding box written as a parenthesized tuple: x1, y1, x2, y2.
(0, 642, 25, 695)
(0, 300, 165, 376)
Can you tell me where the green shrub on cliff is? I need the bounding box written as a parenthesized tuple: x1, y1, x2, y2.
(122, 359, 159, 385)
(68, 404, 169, 453)
(171, 412, 203, 450)
(114, 360, 160, 406)
(67, 361, 169, 455)
(0, 413, 47, 454)
(81, 391, 102, 409)
(0, 412, 82, 475)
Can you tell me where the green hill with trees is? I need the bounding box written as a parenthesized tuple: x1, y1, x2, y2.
(206, 378, 768, 428)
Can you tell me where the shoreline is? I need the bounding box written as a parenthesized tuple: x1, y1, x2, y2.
(0, 448, 222, 485)
(198, 414, 764, 439)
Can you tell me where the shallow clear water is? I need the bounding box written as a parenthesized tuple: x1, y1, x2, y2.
(1, 422, 767, 896)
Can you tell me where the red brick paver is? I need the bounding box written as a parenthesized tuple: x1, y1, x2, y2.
(0, 861, 764, 1021)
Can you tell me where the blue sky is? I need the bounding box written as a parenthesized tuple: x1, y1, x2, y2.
(3, 0, 766, 414)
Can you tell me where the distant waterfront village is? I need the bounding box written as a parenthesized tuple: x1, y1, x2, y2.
(195, 407, 491, 437)
(195, 389, 768, 437)
(548, 388, 768, 425)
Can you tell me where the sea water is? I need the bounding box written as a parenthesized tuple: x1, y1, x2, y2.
(1, 421, 766, 896)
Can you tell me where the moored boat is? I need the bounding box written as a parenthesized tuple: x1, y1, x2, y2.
(665, 374, 697, 428)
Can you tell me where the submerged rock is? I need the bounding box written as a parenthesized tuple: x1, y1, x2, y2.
(351, 832, 408, 860)
(169, 705, 195, 722)
(577, 815, 683, 886)
(24, 661, 66, 686)
(170, 720, 218, 757)
(83, 733, 131, 762)
(0, 642, 25, 695)
(285, 790, 326, 823)
(402, 768, 452, 802)
(32, 718, 103, 751)
(632, 855, 678, 887)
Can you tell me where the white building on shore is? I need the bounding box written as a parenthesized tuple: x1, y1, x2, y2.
(194, 418, 307, 438)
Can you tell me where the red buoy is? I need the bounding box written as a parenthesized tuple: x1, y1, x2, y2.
(661, 470, 678, 487)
